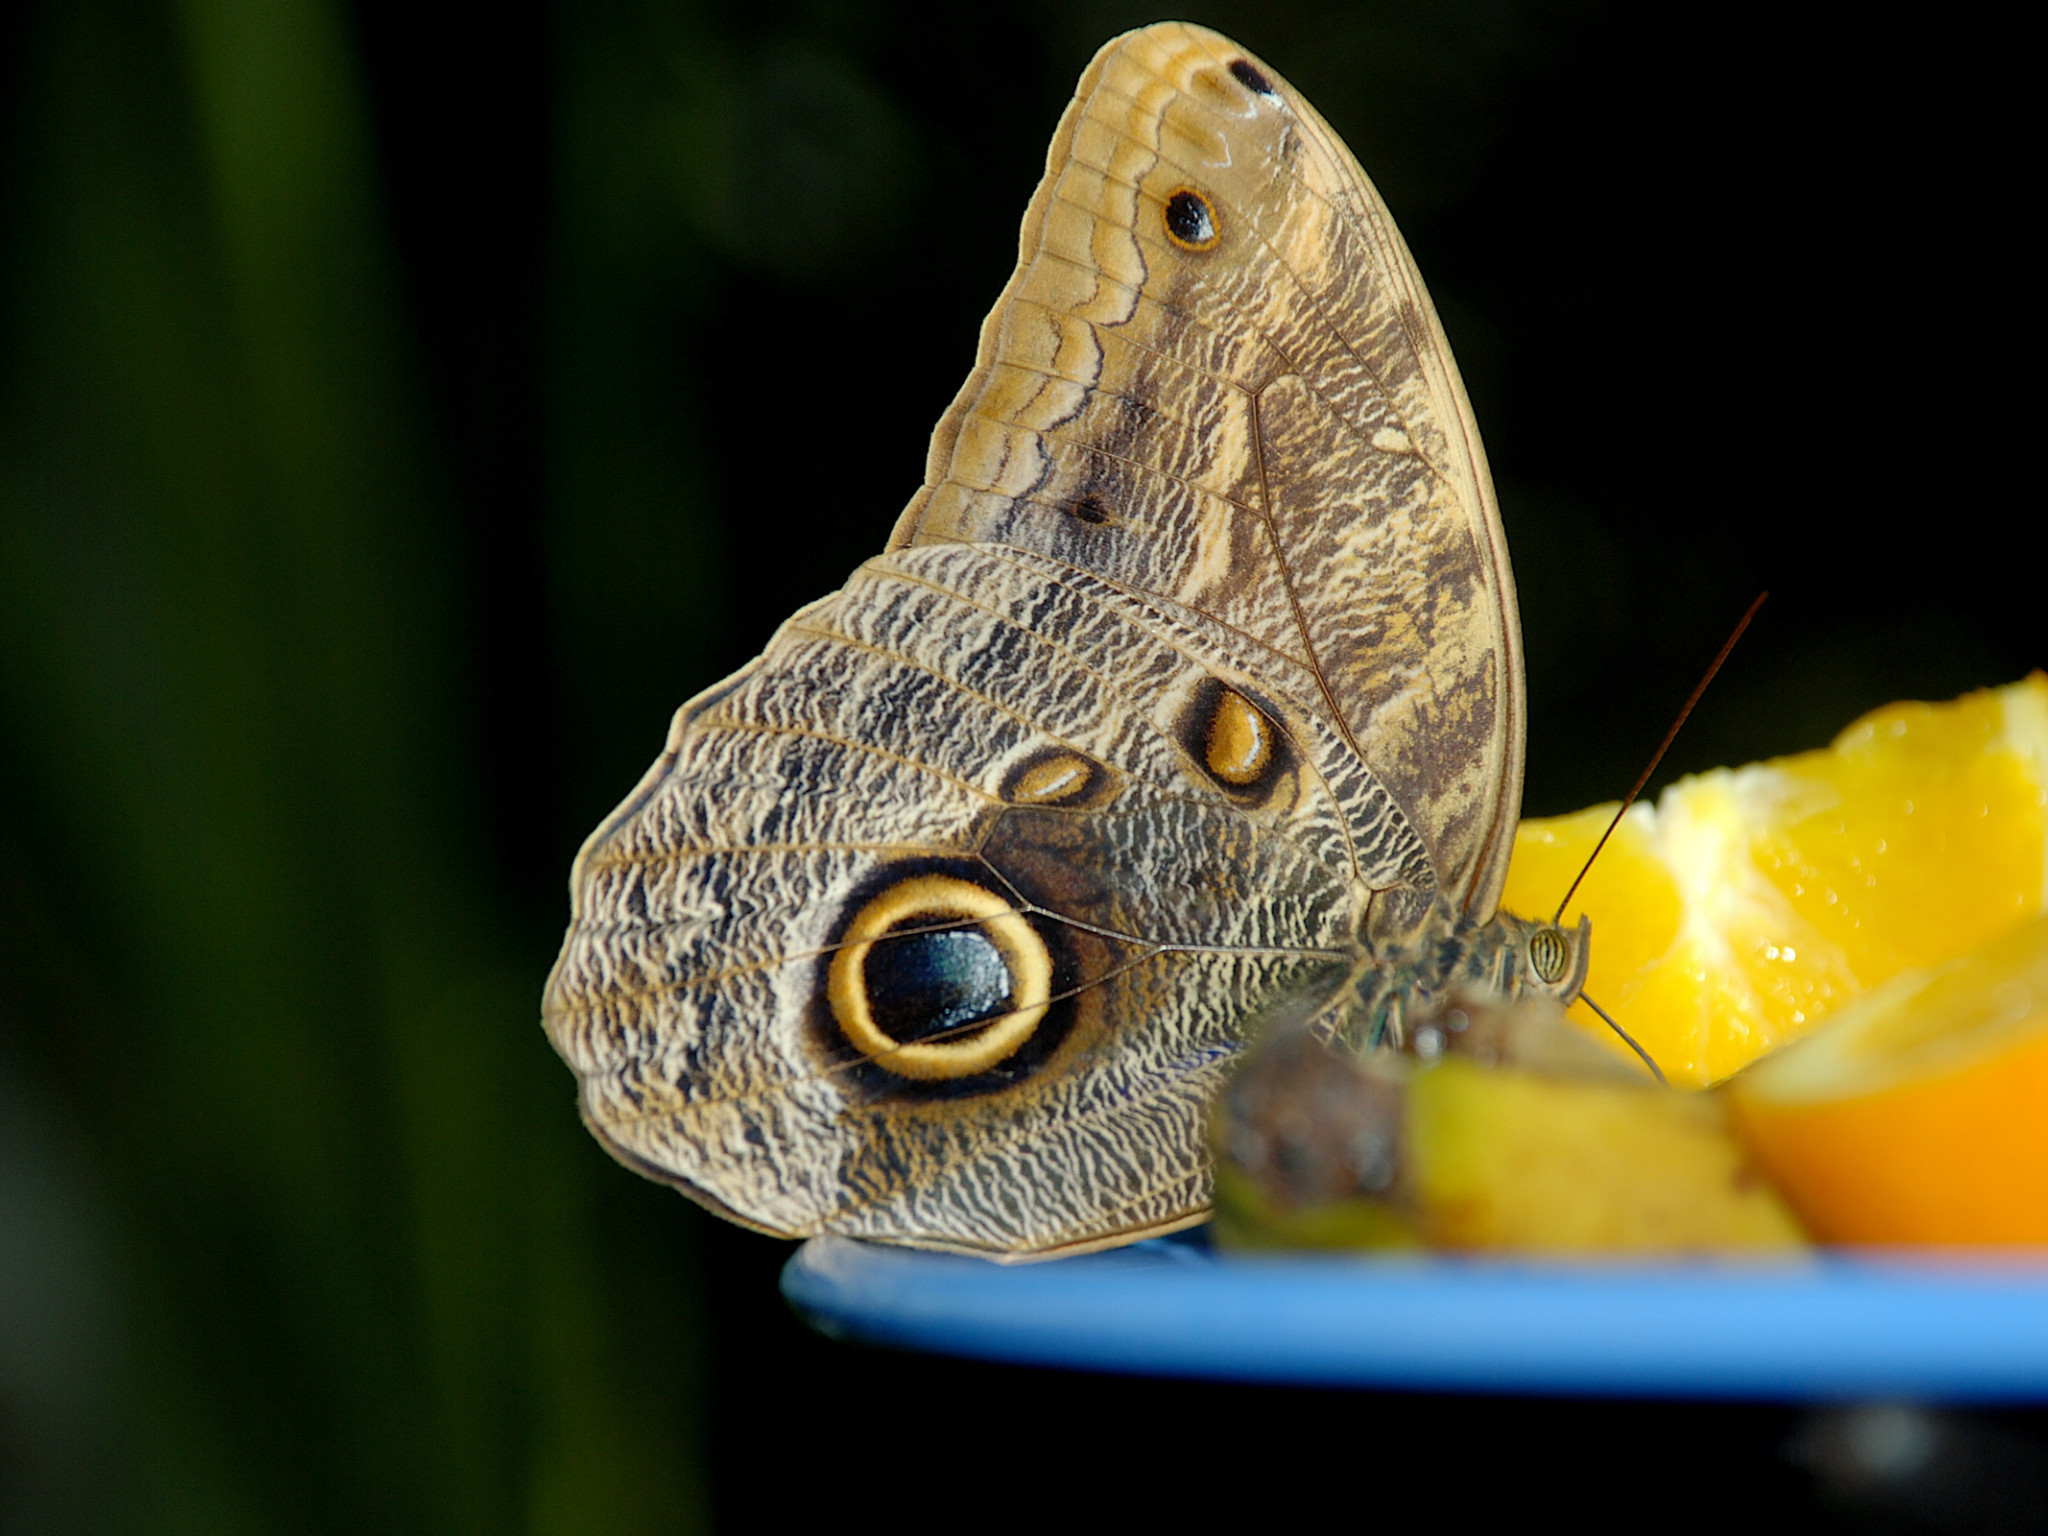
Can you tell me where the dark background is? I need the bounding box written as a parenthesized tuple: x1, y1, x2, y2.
(1, 1, 2040, 1531)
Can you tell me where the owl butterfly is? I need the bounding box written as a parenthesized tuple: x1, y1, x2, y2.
(544, 22, 1591, 1258)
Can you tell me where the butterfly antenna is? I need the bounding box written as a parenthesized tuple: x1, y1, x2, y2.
(1551, 591, 1768, 925)
(1580, 992, 1666, 1084)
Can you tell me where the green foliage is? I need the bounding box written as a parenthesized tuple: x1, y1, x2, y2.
(0, 2, 705, 1529)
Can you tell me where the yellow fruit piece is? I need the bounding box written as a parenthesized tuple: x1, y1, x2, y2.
(1210, 1002, 1805, 1256)
(1726, 912, 2048, 1244)
(1210, 1161, 1424, 1252)
(1501, 676, 2048, 1085)
(1407, 1058, 1805, 1255)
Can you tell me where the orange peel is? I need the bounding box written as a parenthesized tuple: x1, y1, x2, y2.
(1725, 912, 2048, 1244)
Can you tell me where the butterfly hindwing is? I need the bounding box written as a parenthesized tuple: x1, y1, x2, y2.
(548, 545, 1400, 1252)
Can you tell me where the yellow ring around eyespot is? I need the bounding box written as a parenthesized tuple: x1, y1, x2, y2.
(1162, 187, 1222, 251)
(827, 874, 1052, 1081)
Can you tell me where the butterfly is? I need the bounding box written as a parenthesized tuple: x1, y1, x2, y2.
(543, 22, 1590, 1259)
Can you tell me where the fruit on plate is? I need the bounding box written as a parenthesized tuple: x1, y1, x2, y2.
(1501, 676, 2048, 1086)
(1212, 999, 1806, 1255)
(1726, 911, 2048, 1244)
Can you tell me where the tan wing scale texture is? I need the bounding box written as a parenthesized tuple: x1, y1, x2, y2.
(893, 23, 1523, 916)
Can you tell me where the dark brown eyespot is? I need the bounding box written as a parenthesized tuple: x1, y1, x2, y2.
(1229, 59, 1274, 96)
(1068, 493, 1110, 525)
(1164, 189, 1220, 251)
(1528, 926, 1569, 985)
(827, 875, 1050, 1081)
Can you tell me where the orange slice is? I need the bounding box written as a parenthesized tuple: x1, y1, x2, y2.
(1724, 912, 2048, 1244)
(1500, 676, 2048, 1085)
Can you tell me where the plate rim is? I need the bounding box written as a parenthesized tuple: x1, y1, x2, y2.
(782, 1233, 2048, 1401)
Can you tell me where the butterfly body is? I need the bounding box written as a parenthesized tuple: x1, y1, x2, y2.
(544, 24, 1587, 1258)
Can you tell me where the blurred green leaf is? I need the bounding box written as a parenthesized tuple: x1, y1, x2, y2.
(0, 1, 707, 1530)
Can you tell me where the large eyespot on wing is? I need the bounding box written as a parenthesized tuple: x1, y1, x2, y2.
(889, 21, 1524, 922)
(827, 874, 1052, 1081)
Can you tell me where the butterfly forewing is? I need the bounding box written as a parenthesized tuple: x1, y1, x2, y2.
(893, 22, 1523, 918)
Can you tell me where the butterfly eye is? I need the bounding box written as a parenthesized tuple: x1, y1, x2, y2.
(1163, 189, 1220, 251)
(827, 875, 1052, 1080)
(1528, 926, 1570, 984)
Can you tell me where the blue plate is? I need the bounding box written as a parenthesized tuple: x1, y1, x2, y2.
(783, 1233, 2048, 1400)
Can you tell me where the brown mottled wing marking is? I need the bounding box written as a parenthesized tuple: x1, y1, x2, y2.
(891, 22, 1523, 917)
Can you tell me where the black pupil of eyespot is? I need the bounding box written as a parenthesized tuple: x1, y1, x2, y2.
(1166, 191, 1214, 246)
(1229, 59, 1273, 95)
(866, 925, 1013, 1044)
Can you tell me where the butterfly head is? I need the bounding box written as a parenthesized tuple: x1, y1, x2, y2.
(1518, 913, 1591, 1005)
